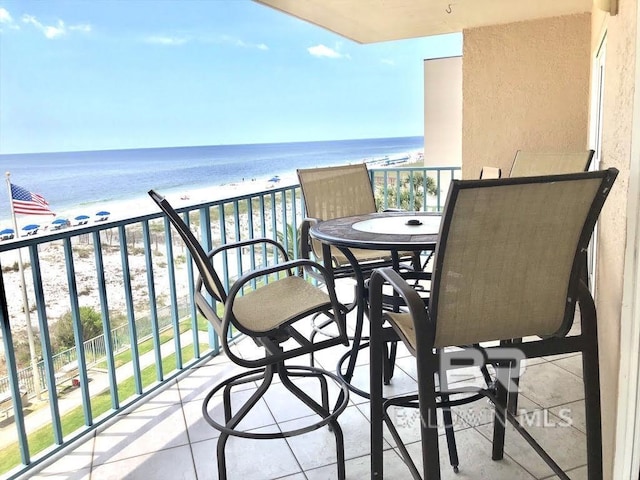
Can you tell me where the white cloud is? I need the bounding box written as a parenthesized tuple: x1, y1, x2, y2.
(0, 7, 19, 30)
(144, 35, 188, 46)
(0, 7, 13, 23)
(21, 14, 91, 39)
(221, 35, 269, 51)
(69, 24, 92, 33)
(308, 44, 350, 59)
(381, 58, 396, 66)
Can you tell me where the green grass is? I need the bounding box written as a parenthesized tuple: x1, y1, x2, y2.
(95, 317, 210, 370)
(0, 341, 210, 475)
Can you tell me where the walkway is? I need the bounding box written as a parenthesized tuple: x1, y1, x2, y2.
(0, 328, 203, 449)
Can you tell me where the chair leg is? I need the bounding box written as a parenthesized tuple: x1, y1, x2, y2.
(491, 359, 509, 461)
(437, 368, 460, 473)
(309, 312, 335, 366)
(337, 292, 366, 402)
(216, 366, 275, 479)
(223, 369, 269, 423)
(277, 364, 346, 479)
(580, 288, 603, 479)
(417, 350, 441, 480)
(329, 416, 347, 480)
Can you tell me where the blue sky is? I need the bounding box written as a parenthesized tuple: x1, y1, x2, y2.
(0, 1, 461, 154)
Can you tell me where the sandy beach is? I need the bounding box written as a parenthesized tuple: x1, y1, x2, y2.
(0, 172, 300, 336)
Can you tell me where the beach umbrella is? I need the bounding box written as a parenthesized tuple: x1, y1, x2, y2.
(0, 228, 14, 235)
(96, 211, 110, 217)
(22, 224, 39, 232)
(268, 176, 281, 183)
(52, 218, 68, 225)
(75, 215, 90, 221)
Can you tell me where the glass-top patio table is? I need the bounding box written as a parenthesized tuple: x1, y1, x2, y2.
(309, 211, 441, 398)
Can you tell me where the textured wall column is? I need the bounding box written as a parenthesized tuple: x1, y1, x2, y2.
(462, 14, 592, 179)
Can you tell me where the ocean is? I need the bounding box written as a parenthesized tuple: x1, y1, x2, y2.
(0, 136, 423, 225)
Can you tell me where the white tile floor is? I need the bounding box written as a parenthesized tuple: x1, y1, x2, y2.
(29, 329, 592, 480)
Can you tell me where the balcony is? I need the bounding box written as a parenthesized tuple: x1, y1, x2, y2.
(0, 166, 591, 479)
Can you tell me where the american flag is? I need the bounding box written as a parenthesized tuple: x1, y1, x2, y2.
(10, 183, 55, 216)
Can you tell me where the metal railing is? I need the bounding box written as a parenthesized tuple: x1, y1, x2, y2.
(0, 165, 460, 478)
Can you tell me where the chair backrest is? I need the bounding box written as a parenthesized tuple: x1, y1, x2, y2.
(297, 163, 377, 221)
(429, 168, 618, 348)
(509, 150, 594, 178)
(148, 190, 227, 304)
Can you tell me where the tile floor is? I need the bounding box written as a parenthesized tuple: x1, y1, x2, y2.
(26, 329, 592, 480)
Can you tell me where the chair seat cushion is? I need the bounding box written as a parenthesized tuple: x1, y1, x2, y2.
(232, 276, 332, 333)
(329, 247, 417, 269)
(385, 312, 417, 355)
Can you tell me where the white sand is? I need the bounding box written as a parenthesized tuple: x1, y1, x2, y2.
(0, 173, 299, 334)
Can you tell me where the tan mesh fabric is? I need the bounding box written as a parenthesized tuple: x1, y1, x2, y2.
(326, 246, 391, 267)
(298, 164, 377, 220)
(432, 177, 603, 348)
(385, 311, 417, 355)
(299, 164, 418, 266)
(510, 151, 592, 178)
(231, 276, 332, 333)
(299, 164, 389, 266)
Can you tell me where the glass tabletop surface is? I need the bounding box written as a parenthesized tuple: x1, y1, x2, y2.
(351, 214, 441, 235)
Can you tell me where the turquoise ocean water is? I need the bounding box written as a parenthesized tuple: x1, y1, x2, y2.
(0, 136, 423, 225)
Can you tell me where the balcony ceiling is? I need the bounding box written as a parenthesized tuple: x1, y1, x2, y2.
(255, 0, 593, 43)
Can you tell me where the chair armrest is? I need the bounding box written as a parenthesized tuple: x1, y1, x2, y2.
(299, 217, 320, 260)
(227, 258, 337, 303)
(369, 267, 432, 342)
(210, 237, 290, 261)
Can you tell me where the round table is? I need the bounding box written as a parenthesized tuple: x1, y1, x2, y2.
(309, 211, 440, 252)
(309, 211, 441, 398)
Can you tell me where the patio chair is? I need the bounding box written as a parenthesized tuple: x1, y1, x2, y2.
(297, 163, 423, 385)
(148, 190, 351, 480)
(297, 163, 422, 281)
(509, 149, 594, 177)
(368, 168, 619, 479)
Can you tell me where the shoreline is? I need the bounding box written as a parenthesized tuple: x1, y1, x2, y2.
(0, 171, 300, 237)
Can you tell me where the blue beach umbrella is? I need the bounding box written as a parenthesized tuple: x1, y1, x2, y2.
(75, 214, 90, 221)
(22, 224, 40, 235)
(0, 228, 15, 239)
(268, 175, 281, 183)
(52, 218, 68, 225)
(95, 211, 110, 222)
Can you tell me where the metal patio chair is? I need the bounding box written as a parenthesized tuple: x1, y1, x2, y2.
(298, 163, 422, 283)
(148, 190, 351, 480)
(509, 149, 594, 177)
(368, 168, 618, 479)
(297, 163, 422, 384)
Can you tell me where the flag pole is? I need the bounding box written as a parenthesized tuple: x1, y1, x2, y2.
(5, 172, 42, 401)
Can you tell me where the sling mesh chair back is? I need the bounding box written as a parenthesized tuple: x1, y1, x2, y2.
(148, 190, 350, 480)
(297, 163, 422, 386)
(509, 149, 594, 177)
(368, 168, 618, 479)
(297, 163, 420, 277)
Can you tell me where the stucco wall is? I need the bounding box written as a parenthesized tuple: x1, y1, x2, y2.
(591, 0, 636, 478)
(424, 56, 462, 167)
(462, 14, 592, 179)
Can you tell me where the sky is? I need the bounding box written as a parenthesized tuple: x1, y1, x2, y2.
(0, 1, 462, 154)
